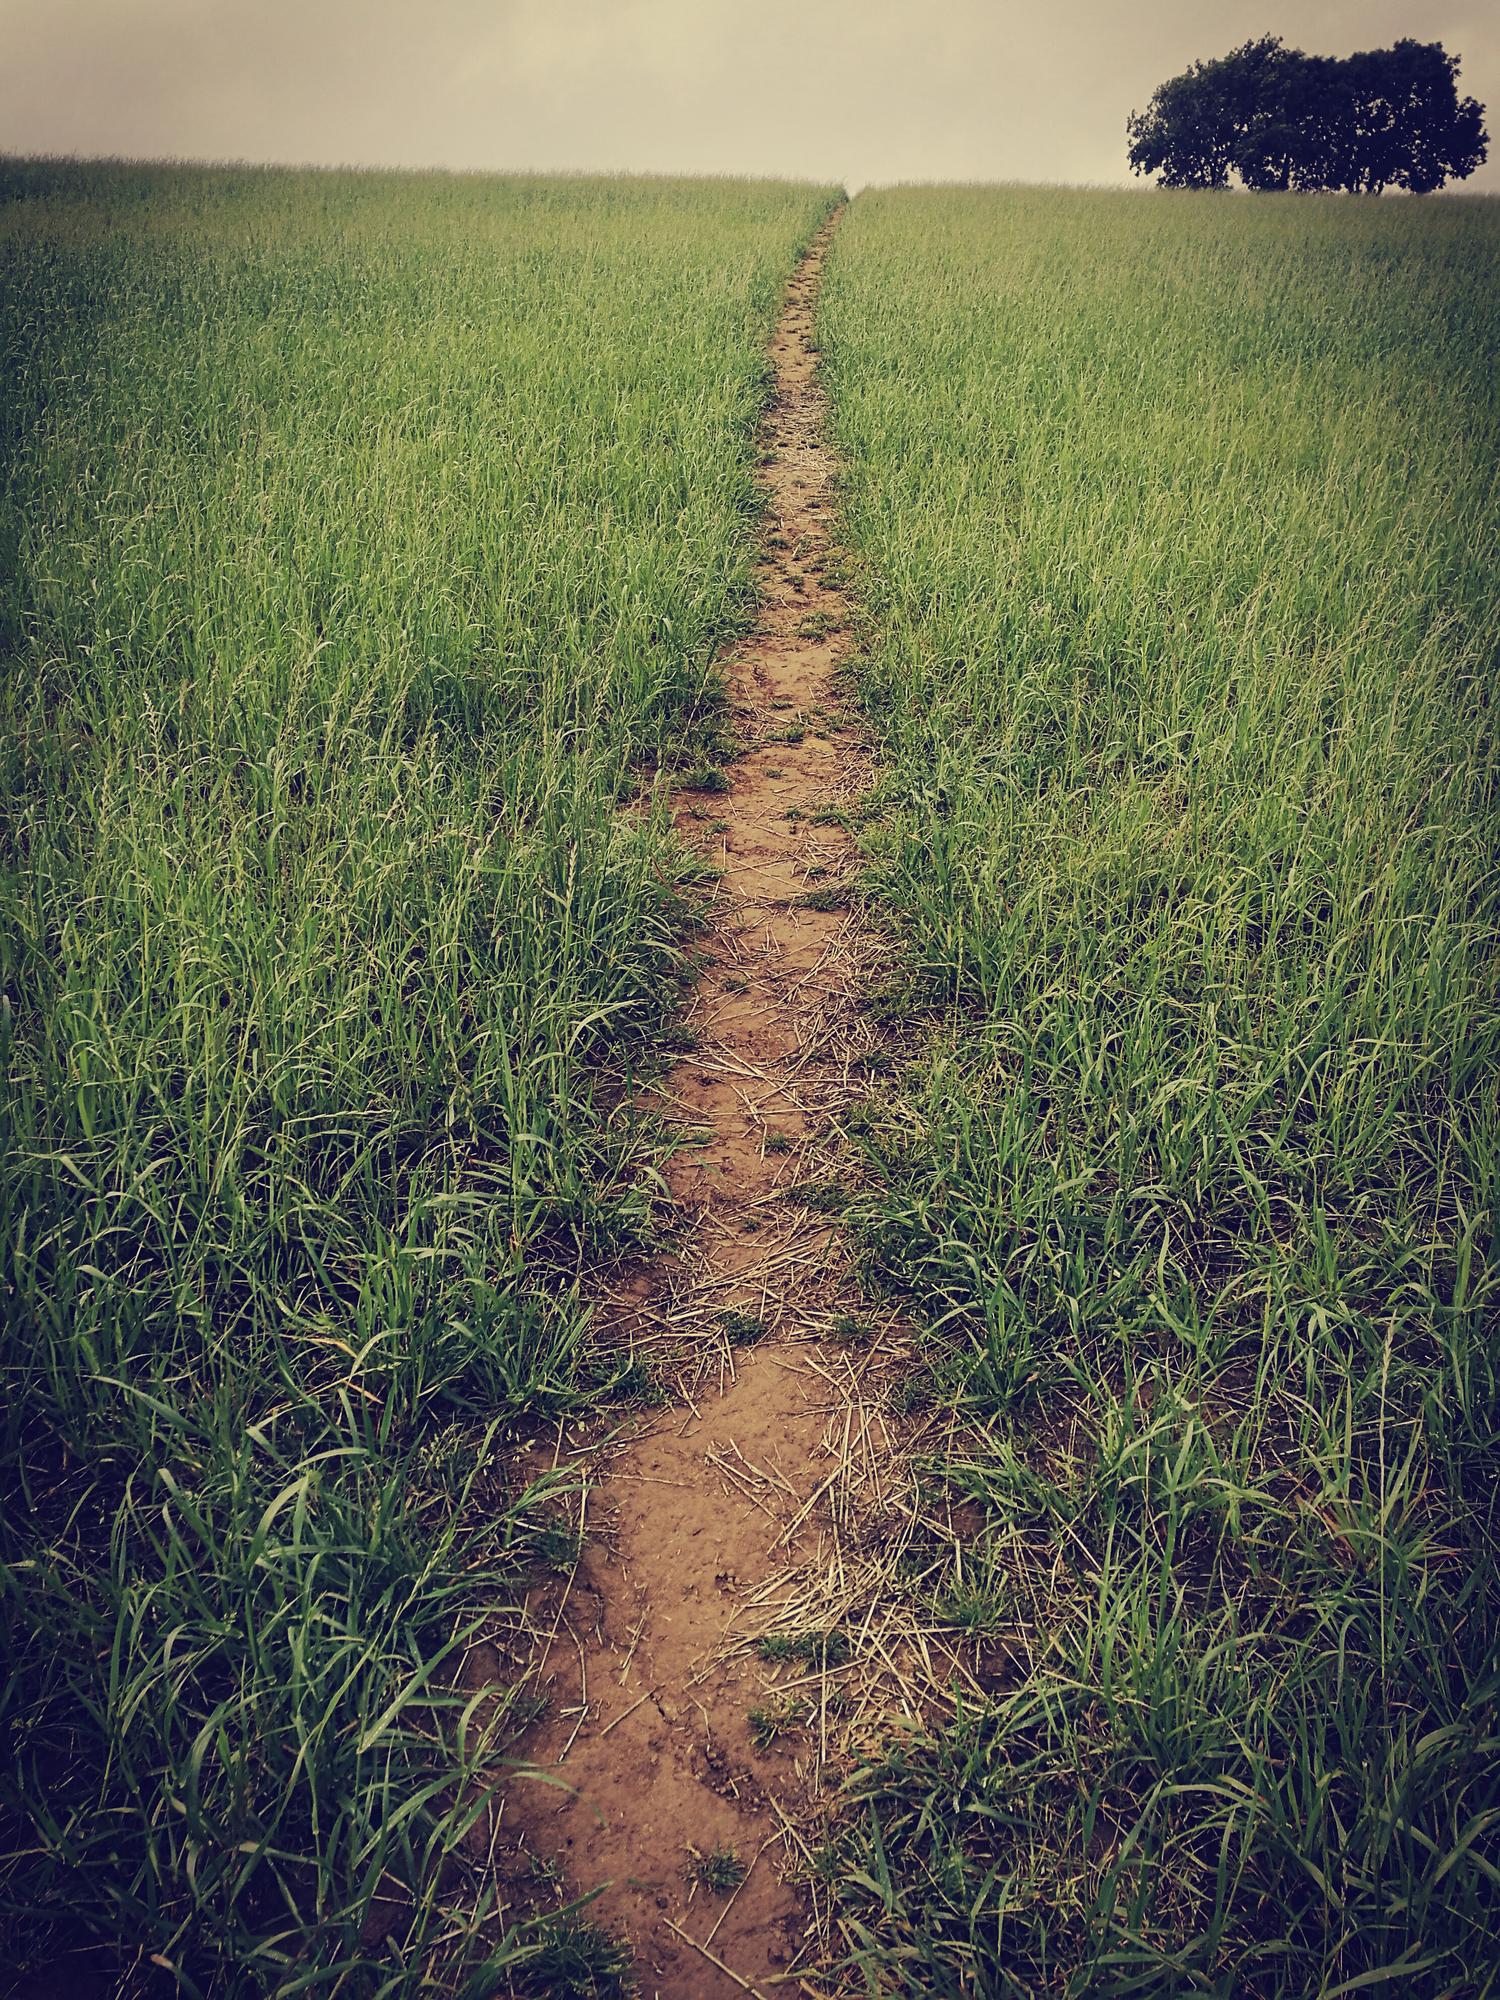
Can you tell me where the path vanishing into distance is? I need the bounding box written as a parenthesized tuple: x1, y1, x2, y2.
(8, 166, 1497, 2000)
(498, 204, 926, 1998)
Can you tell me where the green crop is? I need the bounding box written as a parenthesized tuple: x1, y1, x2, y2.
(820, 186, 1500, 1996)
(7, 155, 1496, 1999)
(0, 158, 835, 1992)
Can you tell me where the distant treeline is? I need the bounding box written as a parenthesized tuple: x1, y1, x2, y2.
(1128, 37, 1488, 193)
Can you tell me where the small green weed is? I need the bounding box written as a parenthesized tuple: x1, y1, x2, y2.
(680, 763, 730, 794)
(830, 1313, 875, 1347)
(686, 1844, 746, 1895)
(935, 1578, 1006, 1634)
(785, 1180, 846, 1215)
(755, 1629, 850, 1668)
(718, 1309, 768, 1347)
(517, 1914, 633, 1998)
(748, 1697, 806, 1750)
(599, 1357, 668, 1408)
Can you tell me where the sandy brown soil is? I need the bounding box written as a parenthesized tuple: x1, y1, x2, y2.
(495, 205, 911, 1999)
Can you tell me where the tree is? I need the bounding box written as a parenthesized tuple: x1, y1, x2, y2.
(1339, 41, 1488, 193)
(1127, 37, 1488, 193)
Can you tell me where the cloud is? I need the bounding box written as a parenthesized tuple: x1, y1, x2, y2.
(1, 0, 1495, 190)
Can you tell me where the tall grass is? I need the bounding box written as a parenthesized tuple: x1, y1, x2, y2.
(0, 158, 835, 1992)
(821, 187, 1500, 1996)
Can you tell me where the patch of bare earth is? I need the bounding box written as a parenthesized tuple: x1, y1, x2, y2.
(488, 208, 983, 1999)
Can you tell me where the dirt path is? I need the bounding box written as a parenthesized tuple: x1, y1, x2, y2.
(498, 205, 915, 1998)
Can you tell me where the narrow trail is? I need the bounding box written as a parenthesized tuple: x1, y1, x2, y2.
(498, 205, 928, 1998)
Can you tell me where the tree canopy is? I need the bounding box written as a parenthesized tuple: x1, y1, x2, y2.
(1127, 37, 1488, 193)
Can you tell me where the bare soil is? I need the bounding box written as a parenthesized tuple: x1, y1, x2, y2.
(495, 206, 918, 1999)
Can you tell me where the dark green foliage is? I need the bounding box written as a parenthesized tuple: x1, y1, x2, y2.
(1128, 36, 1488, 192)
(718, 1308, 769, 1346)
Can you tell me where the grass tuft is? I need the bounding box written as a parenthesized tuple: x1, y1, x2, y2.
(718, 1308, 769, 1347)
(686, 1845, 747, 1896)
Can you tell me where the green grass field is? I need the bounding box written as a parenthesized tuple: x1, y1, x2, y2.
(820, 186, 1500, 1995)
(3, 158, 1498, 1999)
(0, 159, 834, 1992)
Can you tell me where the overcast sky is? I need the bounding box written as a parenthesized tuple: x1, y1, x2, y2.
(4, 0, 1497, 193)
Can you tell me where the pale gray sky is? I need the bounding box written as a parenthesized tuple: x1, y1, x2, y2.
(3, 0, 1497, 193)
